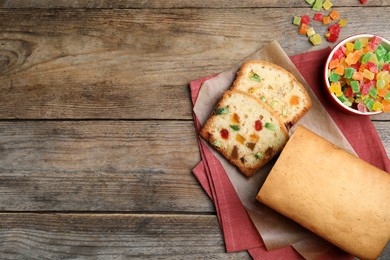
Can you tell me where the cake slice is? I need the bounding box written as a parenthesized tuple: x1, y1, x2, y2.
(200, 90, 289, 177)
(231, 60, 311, 126)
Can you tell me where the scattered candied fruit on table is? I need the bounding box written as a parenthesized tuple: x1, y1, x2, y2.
(327, 36, 390, 113)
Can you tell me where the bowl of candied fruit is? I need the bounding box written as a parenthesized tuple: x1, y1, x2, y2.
(324, 34, 390, 115)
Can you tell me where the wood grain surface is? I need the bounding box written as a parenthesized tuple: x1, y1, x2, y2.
(0, 2, 389, 259)
(0, 213, 250, 259)
(0, 8, 390, 119)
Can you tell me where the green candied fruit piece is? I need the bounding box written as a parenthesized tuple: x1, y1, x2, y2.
(384, 92, 390, 101)
(375, 44, 387, 61)
(344, 67, 356, 79)
(215, 107, 229, 115)
(337, 94, 348, 103)
(369, 87, 378, 99)
(211, 140, 221, 148)
(265, 122, 276, 131)
(254, 152, 263, 159)
(329, 72, 340, 83)
(343, 100, 353, 107)
(377, 79, 386, 89)
(292, 16, 301, 26)
(350, 80, 360, 93)
(250, 72, 261, 82)
(229, 125, 240, 131)
(364, 98, 375, 111)
(306, 0, 315, 5)
(354, 40, 362, 50)
(312, 0, 323, 11)
(361, 52, 373, 64)
(384, 52, 390, 63)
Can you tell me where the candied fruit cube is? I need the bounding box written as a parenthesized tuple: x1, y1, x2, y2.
(330, 10, 340, 20)
(322, 0, 333, 10)
(323, 16, 331, 25)
(363, 69, 375, 80)
(310, 34, 322, 46)
(338, 19, 348, 28)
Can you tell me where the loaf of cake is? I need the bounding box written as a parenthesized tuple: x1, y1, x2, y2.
(231, 60, 311, 126)
(257, 126, 390, 260)
(200, 90, 288, 177)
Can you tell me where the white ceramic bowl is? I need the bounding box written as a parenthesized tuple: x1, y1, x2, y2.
(324, 34, 390, 115)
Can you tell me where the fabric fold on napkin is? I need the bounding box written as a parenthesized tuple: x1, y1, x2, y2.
(189, 43, 389, 260)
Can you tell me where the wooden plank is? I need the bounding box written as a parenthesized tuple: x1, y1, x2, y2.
(0, 120, 388, 212)
(0, 8, 389, 119)
(0, 0, 388, 8)
(0, 121, 214, 212)
(0, 213, 250, 259)
(374, 121, 390, 158)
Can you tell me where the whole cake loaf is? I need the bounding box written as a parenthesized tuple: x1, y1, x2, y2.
(257, 126, 390, 260)
(200, 90, 288, 177)
(232, 60, 312, 126)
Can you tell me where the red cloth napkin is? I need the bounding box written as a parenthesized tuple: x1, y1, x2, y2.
(190, 48, 390, 259)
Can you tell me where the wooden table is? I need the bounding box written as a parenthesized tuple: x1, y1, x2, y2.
(0, 1, 389, 258)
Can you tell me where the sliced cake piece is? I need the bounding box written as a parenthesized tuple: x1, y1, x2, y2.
(200, 90, 289, 177)
(231, 60, 312, 126)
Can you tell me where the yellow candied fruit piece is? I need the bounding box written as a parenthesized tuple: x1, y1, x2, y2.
(307, 27, 316, 37)
(309, 34, 322, 46)
(235, 134, 246, 144)
(363, 69, 375, 80)
(329, 82, 341, 94)
(322, 0, 333, 11)
(360, 38, 369, 48)
(372, 101, 383, 112)
(377, 71, 390, 86)
(338, 19, 348, 28)
(369, 53, 379, 64)
(346, 42, 354, 52)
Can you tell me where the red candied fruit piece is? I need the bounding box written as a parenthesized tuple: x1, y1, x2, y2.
(340, 45, 347, 55)
(329, 23, 341, 34)
(382, 64, 390, 72)
(255, 120, 262, 131)
(313, 13, 323, 21)
(361, 82, 371, 95)
(301, 15, 310, 25)
(220, 128, 229, 139)
(351, 62, 362, 70)
(366, 62, 378, 73)
(327, 33, 339, 43)
(333, 48, 345, 59)
(345, 87, 354, 98)
(360, 0, 368, 4)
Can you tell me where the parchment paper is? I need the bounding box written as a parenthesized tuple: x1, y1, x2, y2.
(193, 40, 357, 259)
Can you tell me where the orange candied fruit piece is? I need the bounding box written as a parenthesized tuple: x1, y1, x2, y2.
(329, 10, 340, 20)
(323, 16, 331, 25)
(352, 71, 363, 81)
(249, 133, 259, 142)
(299, 23, 309, 35)
(290, 95, 300, 106)
(329, 59, 339, 69)
(334, 65, 345, 75)
(383, 100, 390, 112)
(231, 113, 240, 124)
(378, 88, 389, 98)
